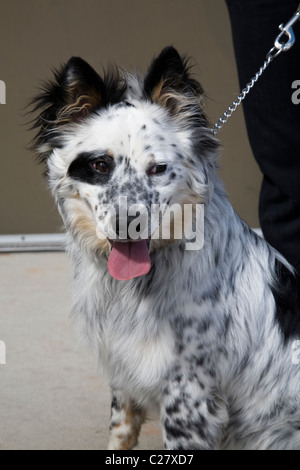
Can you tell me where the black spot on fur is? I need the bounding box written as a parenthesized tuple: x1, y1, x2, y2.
(111, 395, 121, 412)
(198, 414, 208, 428)
(120, 181, 133, 193)
(207, 399, 218, 417)
(271, 259, 300, 342)
(214, 250, 221, 266)
(165, 399, 181, 415)
(197, 284, 221, 306)
(196, 357, 205, 367)
(164, 419, 192, 440)
(224, 315, 232, 337)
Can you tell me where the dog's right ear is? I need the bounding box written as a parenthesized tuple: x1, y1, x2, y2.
(30, 58, 105, 158)
(52, 57, 106, 123)
(29, 57, 125, 161)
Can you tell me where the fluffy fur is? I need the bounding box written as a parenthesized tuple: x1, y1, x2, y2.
(30, 47, 300, 450)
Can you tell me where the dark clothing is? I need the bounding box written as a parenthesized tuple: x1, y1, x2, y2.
(226, 0, 300, 274)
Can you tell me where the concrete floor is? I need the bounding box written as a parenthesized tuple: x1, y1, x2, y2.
(0, 252, 163, 450)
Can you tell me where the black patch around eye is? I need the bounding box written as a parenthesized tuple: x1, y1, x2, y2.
(68, 152, 115, 185)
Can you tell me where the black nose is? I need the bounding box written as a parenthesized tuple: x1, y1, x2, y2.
(115, 215, 140, 238)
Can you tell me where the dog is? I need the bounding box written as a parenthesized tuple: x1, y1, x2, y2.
(30, 47, 300, 450)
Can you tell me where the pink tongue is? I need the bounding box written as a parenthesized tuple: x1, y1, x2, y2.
(108, 240, 151, 281)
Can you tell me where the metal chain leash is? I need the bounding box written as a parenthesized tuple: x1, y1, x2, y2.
(211, 3, 300, 136)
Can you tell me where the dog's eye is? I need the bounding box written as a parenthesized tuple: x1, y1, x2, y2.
(148, 163, 167, 176)
(92, 161, 110, 173)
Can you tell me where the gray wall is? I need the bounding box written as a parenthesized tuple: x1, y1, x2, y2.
(0, 0, 262, 234)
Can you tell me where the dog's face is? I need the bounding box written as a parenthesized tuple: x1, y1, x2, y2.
(31, 47, 218, 280)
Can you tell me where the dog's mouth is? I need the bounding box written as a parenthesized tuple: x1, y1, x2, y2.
(107, 239, 151, 281)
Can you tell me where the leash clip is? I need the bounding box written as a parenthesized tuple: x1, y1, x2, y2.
(274, 3, 300, 52)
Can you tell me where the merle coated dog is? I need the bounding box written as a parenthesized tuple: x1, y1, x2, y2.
(30, 47, 300, 449)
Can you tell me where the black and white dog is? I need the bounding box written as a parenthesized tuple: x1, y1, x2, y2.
(31, 47, 300, 449)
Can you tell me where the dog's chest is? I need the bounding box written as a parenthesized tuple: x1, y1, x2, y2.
(100, 312, 176, 395)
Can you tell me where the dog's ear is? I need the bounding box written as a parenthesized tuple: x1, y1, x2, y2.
(29, 57, 105, 160)
(55, 57, 106, 121)
(144, 46, 203, 114)
(33, 57, 106, 127)
(29, 57, 125, 160)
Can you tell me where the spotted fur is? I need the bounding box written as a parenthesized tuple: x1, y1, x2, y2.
(30, 47, 300, 450)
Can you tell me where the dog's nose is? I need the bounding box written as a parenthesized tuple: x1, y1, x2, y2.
(115, 214, 140, 239)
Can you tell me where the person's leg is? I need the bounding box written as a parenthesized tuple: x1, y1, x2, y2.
(226, 0, 300, 274)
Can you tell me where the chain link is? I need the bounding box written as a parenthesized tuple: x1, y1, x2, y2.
(211, 53, 276, 136)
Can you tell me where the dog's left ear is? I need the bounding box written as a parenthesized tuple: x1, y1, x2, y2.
(144, 46, 203, 114)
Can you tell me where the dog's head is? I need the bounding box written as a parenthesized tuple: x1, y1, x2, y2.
(30, 47, 219, 280)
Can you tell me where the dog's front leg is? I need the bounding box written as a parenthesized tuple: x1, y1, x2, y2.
(107, 389, 146, 450)
(161, 373, 227, 450)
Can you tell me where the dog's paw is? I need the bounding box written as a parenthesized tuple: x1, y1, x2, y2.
(107, 431, 138, 450)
